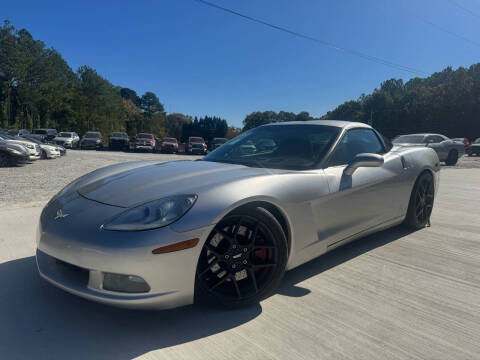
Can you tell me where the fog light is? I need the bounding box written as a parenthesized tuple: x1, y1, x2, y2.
(102, 273, 150, 293)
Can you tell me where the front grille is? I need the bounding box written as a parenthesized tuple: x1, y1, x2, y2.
(48, 255, 89, 286)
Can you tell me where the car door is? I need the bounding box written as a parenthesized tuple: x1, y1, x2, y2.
(424, 135, 447, 161)
(313, 128, 405, 249)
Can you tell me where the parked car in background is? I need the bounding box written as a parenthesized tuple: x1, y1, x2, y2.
(54, 132, 79, 148)
(392, 133, 464, 165)
(7, 129, 30, 137)
(109, 132, 129, 151)
(0, 140, 30, 167)
(451, 137, 471, 150)
(80, 131, 103, 150)
(134, 133, 155, 152)
(21, 135, 61, 159)
(210, 137, 227, 151)
(467, 138, 480, 156)
(186, 136, 207, 154)
(30, 128, 58, 142)
(0, 134, 41, 161)
(160, 137, 179, 153)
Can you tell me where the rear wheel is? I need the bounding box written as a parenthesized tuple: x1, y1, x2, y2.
(404, 172, 435, 229)
(195, 207, 288, 308)
(41, 150, 47, 159)
(445, 150, 458, 166)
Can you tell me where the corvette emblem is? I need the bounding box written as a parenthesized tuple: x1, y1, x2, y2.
(55, 209, 69, 220)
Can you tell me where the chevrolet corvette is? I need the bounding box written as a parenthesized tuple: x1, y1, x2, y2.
(36, 121, 440, 309)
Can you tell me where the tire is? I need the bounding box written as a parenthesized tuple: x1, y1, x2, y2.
(0, 152, 11, 167)
(403, 172, 435, 230)
(195, 206, 288, 308)
(445, 150, 458, 166)
(41, 150, 47, 160)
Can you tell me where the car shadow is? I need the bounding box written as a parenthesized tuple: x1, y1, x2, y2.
(277, 225, 414, 297)
(0, 257, 261, 360)
(0, 225, 413, 359)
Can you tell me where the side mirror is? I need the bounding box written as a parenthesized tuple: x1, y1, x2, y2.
(344, 153, 384, 176)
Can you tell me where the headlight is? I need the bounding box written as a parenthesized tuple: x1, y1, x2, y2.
(102, 194, 197, 231)
(26, 144, 34, 149)
(9, 149, 23, 155)
(96, 139, 101, 143)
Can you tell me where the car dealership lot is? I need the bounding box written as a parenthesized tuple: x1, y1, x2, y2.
(0, 153, 479, 359)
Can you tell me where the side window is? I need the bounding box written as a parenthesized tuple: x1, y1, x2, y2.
(328, 129, 384, 167)
(425, 135, 443, 143)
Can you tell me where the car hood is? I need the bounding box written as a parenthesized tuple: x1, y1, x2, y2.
(76, 160, 287, 208)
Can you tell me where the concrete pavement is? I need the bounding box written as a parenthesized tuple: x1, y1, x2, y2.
(0, 167, 479, 359)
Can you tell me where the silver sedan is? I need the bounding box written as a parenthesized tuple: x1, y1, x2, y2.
(36, 121, 440, 309)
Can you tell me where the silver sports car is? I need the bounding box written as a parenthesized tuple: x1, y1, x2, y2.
(36, 121, 440, 309)
(392, 133, 464, 166)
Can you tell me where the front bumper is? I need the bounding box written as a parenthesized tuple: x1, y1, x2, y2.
(36, 194, 212, 309)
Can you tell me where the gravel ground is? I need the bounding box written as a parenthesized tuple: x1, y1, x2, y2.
(0, 150, 202, 208)
(1, 151, 479, 208)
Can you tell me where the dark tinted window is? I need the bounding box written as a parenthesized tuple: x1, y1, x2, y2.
(137, 133, 153, 139)
(204, 124, 341, 170)
(32, 129, 47, 135)
(328, 128, 384, 167)
(85, 132, 101, 139)
(425, 135, 444, 143)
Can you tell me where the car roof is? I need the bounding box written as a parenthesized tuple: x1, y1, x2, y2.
(263, 120, 372, 129)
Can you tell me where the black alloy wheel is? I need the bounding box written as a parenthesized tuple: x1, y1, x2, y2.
(196, 207, 288, 308)
(445, 150, 458, 166)
(404, 172, 435, 229)
(0, 152, 10, 167)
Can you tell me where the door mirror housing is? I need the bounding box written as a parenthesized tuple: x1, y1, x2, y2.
(344, 153, 384, 176)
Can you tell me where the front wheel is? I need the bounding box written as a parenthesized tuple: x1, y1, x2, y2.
(404, 172, 435, 229)
(195, 207, 288, 308)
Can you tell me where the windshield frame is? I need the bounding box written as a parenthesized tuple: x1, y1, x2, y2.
(84, 132, 101, 139)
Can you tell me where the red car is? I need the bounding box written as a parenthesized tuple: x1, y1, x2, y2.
(186, 136, 207, 154)
(134, 133, 156, 152)
(160, 137, 179, 153)
(452, 138, 470, 150)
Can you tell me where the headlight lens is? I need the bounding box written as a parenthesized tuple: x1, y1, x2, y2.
(102, 194, 197, 231)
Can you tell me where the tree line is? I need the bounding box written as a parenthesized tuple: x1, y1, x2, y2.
(0, 21, 231, 143)
(242, 64, 480, 140)
(321, 65, 480, 139)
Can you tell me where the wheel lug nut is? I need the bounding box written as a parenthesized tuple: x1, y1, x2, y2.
(243, 248, 248, 252)
(232, 264, 236, 269)
(233, 245, 237, 249)
(224, 255, 229, 260)
(243, 260, 247, 265)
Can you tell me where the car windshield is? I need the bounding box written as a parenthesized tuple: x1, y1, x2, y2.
(85, 132, 101, 139)
(190, 137, 204, 143)
(111, 132, 127, 137)
(164, 138, 177, 142)
(138, 133, 153, 139)
(59, 132, 72, 137)
(393, 135, 425, 144)
(32, 129, 47, 135)
(203, 124, 341, 170)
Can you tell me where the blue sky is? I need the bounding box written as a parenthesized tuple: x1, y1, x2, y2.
(3, 0, 480, 127)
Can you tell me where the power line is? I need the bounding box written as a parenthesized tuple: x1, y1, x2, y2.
(374, 0, 480, 48)
(446, 0, 480, 20)
(193, 0, 429, 76)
